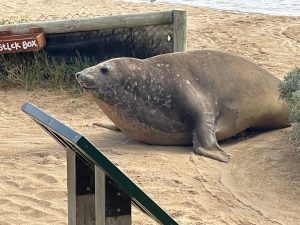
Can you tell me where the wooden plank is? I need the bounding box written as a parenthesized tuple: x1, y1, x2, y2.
(0, 11, 173, 35)
(66, 150, 76, 225)
(173, 10, 187, 52)
(106, 215, 132, 225)
(95, 168, 132, 225)
(76, 155, 96, 225)
(95, 166, 106, 225)
(76, 195, 96, 224)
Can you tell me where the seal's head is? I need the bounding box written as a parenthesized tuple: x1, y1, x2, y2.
(75, 58, 145, 105)
(76, 62, 114, 93)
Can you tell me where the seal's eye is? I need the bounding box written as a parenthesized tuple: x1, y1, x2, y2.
(100, 66, 110, 75)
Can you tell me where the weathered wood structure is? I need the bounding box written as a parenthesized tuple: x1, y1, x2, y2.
(22, 102, 179, 225)
(0, 10, 187, 59)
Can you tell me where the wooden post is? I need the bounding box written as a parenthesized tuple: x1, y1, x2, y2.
(77, 155, 96, 225)
(67, 150, 77, 225)
(173, 10, 187, 52)
(67, 150, 131, 225)
(95, 166, 105, 225)
(67, 151, 96, 225)
(104, 176, 132, 225)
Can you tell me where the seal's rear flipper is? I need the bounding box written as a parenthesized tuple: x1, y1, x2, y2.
(192, 125, 230, 163)
(194, 146, 230, 163)
(92, 122, 121, 131)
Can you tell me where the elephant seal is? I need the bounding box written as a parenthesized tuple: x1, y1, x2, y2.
(75, 50, 290, 162)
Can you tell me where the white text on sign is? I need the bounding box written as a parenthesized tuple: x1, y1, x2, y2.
(0, 40, 38, 52)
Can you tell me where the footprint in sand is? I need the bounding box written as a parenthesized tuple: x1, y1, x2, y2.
(4, 180, 20, 188)
(282, 25, 300, 43)
(0, 198, 10, 206)
(32, 173, 59, 184)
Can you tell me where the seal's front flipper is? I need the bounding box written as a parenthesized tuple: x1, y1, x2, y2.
(192, 124, 230, 163)
(92, 122, 121, 131)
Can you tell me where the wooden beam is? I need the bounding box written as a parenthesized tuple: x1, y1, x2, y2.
(67, 150, 76, 225)
(75, 155, 96, 225)
(106, 215, 132, 225)
(76, 195, 96, 224)
(0, 11, 173, 35)
(95, 166, 105, 225)
(173, 10, 187, 52)
(67, 144, 132, 225)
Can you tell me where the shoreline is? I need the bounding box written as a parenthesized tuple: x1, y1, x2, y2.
(121, 0, 300, 17)
(2, 0, 299, 20)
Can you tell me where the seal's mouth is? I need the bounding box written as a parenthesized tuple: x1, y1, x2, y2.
(75, 72, 97, 90)
(79, 82, 98, 90)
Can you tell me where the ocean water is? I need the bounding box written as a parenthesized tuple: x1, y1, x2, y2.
(125, 0, 300, 16)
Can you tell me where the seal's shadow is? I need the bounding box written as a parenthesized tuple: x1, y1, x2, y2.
(85, 126, 285, 156)
(220, 127, 285, 147)
(220, 128, 263, 145)
(85, 130, 191, 155)
(85, 127, 280, 155)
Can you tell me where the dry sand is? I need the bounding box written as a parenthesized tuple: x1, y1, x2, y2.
(1, 0, 300, 224)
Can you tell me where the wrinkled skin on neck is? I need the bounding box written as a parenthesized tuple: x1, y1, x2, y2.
(75, 58, 192, 135)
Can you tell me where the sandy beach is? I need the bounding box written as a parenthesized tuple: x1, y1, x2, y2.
(1, 0, 300, 224)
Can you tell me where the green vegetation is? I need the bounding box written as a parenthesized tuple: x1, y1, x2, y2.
(0, 52, 95, 95)
(279, 67, 300, 151)
(0, 18, 95, 95)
